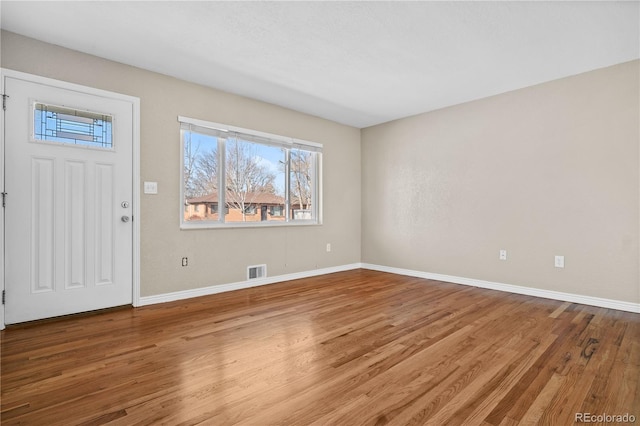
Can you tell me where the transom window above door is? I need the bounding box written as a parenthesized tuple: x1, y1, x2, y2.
(33, 102, 113, 149)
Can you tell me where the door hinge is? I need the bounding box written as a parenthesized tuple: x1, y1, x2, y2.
(2, 290, 5, 305)
(2, 94, 8, 111)
(1, 192, 6, 208)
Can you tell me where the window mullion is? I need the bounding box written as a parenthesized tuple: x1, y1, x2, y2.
(313, 152, 319, 222)
(218, 137, 226, 223)
(284, 149, 291, 222)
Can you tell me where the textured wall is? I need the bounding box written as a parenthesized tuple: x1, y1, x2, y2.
(362, 60, 639, 303)
(2, 30, 638, 305)
(1, 31, 361, 297)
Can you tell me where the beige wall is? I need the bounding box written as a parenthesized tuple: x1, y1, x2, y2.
(2, 30, 638, 306)
(362, 60, 640, 303)
(1, 31, 361, 297)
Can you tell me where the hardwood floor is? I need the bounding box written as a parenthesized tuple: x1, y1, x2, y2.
(1, 269, 639, 425)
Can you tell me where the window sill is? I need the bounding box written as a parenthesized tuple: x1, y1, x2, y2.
(180, 220, 321, 230)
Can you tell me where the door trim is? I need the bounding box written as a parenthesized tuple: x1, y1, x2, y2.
(0, 69, 141, 329)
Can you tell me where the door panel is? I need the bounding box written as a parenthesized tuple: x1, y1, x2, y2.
(65, 160, 86, 290)
(4, 75, 134, 324)
(31, 157, 56, 294)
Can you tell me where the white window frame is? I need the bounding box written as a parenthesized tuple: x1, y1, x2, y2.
(179, 116, 322, 229)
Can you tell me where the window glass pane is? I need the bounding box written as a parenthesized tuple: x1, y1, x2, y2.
(34, 103, 113, 149)
(224, 138, 286, 223)
(183, 131, 219, 222)
(180, 118, 321, 228)
(290, 148, 315, 220)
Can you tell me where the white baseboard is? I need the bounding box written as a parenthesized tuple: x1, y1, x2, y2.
(361, 263, 640, 313)
(138, 262, 640, 314)
(138, 263, 363, 306)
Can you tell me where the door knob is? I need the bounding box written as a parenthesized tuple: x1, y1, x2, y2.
(121, 216, 130, 223)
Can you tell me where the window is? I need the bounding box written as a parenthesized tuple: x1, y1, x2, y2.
(33, 102, 113, 149)
(270, 205, 284, 217)
(180, 116, 322, 228)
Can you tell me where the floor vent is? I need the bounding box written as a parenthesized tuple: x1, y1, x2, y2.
(247, 264, 267, 280)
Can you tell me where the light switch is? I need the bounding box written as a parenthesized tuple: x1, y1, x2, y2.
(144, 181, 158, 194)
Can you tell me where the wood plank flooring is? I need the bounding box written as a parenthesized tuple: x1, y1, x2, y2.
(1, 269, 639, 425)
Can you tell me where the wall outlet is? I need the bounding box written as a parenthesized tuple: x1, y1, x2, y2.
(326, 243, 331, 252)
(554, 256, 565, 268)
(499, 250, 507, 260)
(181, 257, 188, 267)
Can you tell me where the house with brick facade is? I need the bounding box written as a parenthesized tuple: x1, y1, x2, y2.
(185, 191, 286, 222)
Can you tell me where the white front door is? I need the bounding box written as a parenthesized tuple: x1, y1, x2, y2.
(4, 73, 134, 324)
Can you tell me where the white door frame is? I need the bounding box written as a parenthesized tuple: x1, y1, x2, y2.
(0, 69, 141, 330)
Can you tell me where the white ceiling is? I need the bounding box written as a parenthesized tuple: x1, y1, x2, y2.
(1, 1, 638, 128)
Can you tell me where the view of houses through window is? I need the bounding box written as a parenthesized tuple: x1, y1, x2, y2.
(181, 119, 320, 227)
